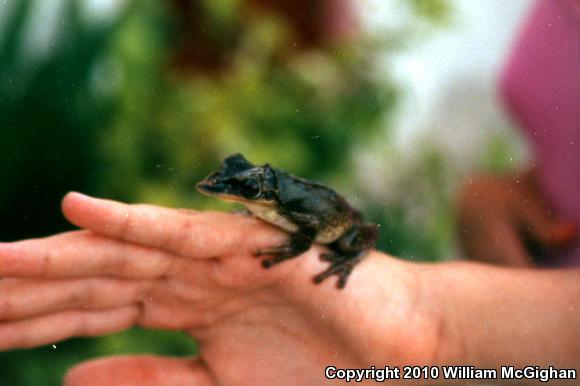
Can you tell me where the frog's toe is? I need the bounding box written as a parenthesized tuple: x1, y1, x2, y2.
(319, 252, 337, 262)
(260, 252, 296, 268)
(261, 259, 274, 268)
(254, 244, 293, 258)
(336, 268, 353, 289)
(313, 262, 351, 286)
(313, 253, 364, 289)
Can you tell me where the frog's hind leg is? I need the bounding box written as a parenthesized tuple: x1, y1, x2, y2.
(314, 223, 377, 289)
(254, 231, 315, 268)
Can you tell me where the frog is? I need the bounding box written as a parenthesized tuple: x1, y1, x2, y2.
(196, 153, 378, 289)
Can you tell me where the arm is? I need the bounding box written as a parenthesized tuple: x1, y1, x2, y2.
(428, 262, 580, 369)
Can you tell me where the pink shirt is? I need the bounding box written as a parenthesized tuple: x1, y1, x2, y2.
(500, 0, 580, 266)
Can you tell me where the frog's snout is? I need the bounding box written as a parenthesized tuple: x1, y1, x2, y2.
(196, 180, 216, 193)
(196, 171, 221, 193)
(197, 177, 235, 196)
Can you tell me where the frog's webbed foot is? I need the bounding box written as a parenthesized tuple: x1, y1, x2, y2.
(314, 223, 377, 289)
(313, 252, 365, 289)
(254, 231, 314, 269)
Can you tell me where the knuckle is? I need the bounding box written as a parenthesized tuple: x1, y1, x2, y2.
(137, 305, 187, 330)
(114, 249, 130, 277)
(40, 249, 57, 277)
(65, 284, 89, 309)
(209, 258, 240, 288)
(82, 279, 99, 308)
(119, 209, 137, 240)
(0, 296, 15, 320)
(159, 216, 195, 255)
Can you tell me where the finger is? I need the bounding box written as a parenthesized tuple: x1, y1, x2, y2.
(0, 278, 149, 321)
(489, 220, 533, 266)
(61, 192, 286, 258)
(0, 230, 201, 279)
(64, 355, 214, 386)
(0, 306, 138, 350)
(516, 195, 577, 251)
(137, 280, 235, 331)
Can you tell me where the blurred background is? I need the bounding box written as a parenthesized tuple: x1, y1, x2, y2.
(0, 0, 532, 384)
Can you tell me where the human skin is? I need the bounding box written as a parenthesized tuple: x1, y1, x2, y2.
(456, 170, 577, 267)
(0, 192, 579, 385)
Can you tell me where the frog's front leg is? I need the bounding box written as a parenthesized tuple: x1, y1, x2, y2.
(255, 229, 316, 268)
(314, 223, 378, 289)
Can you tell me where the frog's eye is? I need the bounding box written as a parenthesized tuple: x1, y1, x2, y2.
(241, 179, 262, 199)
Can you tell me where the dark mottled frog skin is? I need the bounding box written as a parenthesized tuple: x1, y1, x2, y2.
(196, 154, 377, 289)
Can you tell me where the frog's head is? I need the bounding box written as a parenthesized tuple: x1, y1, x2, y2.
(196, 153, 277, 204)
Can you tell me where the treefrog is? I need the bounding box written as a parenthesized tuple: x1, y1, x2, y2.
(196, 154, 377, 288)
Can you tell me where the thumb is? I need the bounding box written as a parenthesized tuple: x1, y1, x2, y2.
(64, 355, 214, 386)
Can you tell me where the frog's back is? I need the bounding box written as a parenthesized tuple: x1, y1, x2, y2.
(274, 170, 361, 243)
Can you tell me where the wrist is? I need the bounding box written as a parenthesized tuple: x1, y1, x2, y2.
(421, 261, 511, 367)
(278, 249, 447, 366)
(419, 262, 477, 366)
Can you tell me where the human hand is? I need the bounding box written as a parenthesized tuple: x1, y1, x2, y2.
(456, 170, 576, 267)
(0, 193, 439, 385)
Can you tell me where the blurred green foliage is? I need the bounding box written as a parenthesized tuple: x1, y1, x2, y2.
(99, 1, 396, 207)
(0, 0, 453, 384)
(411, 0, 453, 25)
(0, 0, 117, 241)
